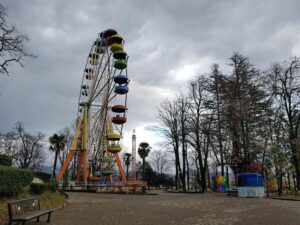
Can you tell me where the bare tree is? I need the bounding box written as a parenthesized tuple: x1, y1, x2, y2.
(0, 3, 35, 75)
(150, 149, 171, 174)
(187, 75, 214, 192)
(209, 64, 226, 175)
(157, 99, 184, 190)
(12, 122, 45, 171)
(268, 57, 300, 190)
(177, 94, 190, 190)
(0, 131, 15, 155)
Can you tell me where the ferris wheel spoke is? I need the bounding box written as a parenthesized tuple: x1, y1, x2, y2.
(107, 93, 117, 104)
(89, 110, 106, 140)
(91, 73, 115, 103)
(89, 52, 113, 102)
(77, 47, 95, 118)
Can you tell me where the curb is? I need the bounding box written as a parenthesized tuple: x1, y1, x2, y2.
(270, 197, 300, 201)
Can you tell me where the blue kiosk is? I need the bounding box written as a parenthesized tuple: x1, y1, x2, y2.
(237, 173, 265, 198)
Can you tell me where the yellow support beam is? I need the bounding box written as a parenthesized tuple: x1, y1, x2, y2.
(70, 117, 83, 151)
(57, 109, 89, 184)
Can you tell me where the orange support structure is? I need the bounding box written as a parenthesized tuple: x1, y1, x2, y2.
(56, 107, 135, 188)
(57, 150, 75, 181)
(56, 109, 89, 185)
(115, 153, 126, 183)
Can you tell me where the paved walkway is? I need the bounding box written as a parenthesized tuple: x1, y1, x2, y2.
(31, 191, 300, 225)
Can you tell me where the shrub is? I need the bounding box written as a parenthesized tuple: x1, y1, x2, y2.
(0, 154, 12, 166)
(47, 181, 58, 193)
(34, 171, 51, 182)
(30, 183, 47, 194)
(30, 181, 58, 194)
(0, 165, 34, 195)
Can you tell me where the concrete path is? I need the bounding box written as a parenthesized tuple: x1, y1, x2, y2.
(29, 191, 300, 225)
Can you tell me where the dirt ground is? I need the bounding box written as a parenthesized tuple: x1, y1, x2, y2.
(22, 191, 300, 225)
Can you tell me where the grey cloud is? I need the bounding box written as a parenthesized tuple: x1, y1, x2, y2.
(1, 0, 300, 141)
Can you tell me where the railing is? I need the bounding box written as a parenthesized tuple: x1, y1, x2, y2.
(58, 179, 147, 189)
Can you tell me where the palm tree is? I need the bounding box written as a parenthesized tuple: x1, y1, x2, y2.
(138, 142, 151, 181)
(49, 133, 66, 181)
(123, 153, 132, 181)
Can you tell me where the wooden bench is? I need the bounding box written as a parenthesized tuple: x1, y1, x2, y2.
(7, 196, 54, 225)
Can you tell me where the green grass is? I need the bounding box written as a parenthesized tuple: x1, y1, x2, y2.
(40, 192, 66, 209)
(0, 190, 67, 225)
(0, 203, 6, 225)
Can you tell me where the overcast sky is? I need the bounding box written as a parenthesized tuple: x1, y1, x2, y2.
(1, 0, 300, 163)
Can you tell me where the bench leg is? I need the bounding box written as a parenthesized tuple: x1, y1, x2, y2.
(47, 212, 52, 223)
(36, 216, 40, 222)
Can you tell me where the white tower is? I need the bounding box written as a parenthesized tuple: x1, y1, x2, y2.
(132, 129, 136, 180)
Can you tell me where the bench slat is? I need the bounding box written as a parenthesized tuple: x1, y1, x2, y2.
(14, 209, 53, 220)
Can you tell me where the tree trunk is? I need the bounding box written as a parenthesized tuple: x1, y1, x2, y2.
(182, 147, 186, 191)
(186, 152, 190, 190)
(287, 171, 291, 190)
(142, 158, 145, 181)
(291, 143, 300, 191)
(226, 166, 229, 189)
(52, 150, 59, 180)
(174, 142, 184, 190)
(214, 73, 224, 176)
(181, 115, 187, 192)
(175, 165, 178, 190)
(207, 165, 211, 190)
(195, 158, 201, 192)
(278, 175, 283, 197)
(200, 168, 207, 193)
(292, 171, 297, 193)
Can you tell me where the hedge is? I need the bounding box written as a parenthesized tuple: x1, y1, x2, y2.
(0, 165, 34, 195)
(0, 154, 12, 166)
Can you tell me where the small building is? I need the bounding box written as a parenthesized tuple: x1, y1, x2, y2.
(237, 173, 265, 198)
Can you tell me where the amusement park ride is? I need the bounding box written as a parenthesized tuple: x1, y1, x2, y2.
(56, 28, 146, 190)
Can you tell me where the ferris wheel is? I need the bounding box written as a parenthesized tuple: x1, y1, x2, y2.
(57, 28, 129, 185)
